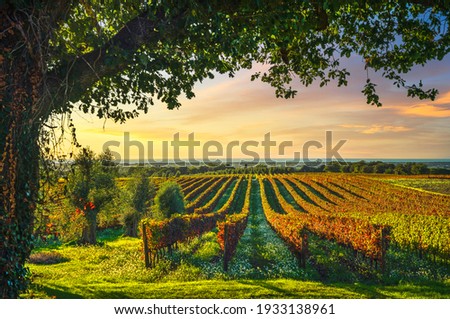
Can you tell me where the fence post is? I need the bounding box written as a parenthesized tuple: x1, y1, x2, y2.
(380, 226, 390, 273)
(142, 222, 150, 268)
(300, 228, 308, 268)
(223, 223, 229, 272)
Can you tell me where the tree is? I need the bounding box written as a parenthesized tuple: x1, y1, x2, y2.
(1, 0, 449, 298)
(67, 148, 116, 244)
(361, 165, 374, 174)
(124, 172, 155, 237)
(324, 161, 341, 172)
(411, 163, 430, 175)
(154, 181, 185, 219)
(98, 147, 118, 173)
(394, 163, 407, 175)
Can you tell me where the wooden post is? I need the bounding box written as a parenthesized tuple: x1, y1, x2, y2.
(380, 227, 390, 273)
(223, 224, 229, 272)
(299, 228, 308, 268)
(142, 223, 150, 268)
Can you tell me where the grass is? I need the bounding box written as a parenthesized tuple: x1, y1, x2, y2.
(228, 179, 304, 279)
(25, 232, 450, 299)
(382, 178, 450, 195)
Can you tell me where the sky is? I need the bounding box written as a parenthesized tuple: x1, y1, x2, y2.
(71, 54, 450, 162)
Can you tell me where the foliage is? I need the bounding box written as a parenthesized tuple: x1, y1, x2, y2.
(279, 174, 450, 262)
(142, 176, 246, 268)
(194, 176, 236, 214)
(323, 161, 445, 175)
(185, 177, 227, 213)
(38, 0, 450, 118)
(217, 215, 248, 270)
(217, 176, 251, 270)
(141, 210, 227, 268)
(66, 148, 117, 244)
(98, 147, 118, 172)
(154, 181, 185, 219)
(124, 172, 156, 237)
(132, 173, 155, 214)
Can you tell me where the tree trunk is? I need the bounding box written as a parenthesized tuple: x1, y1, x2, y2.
(0, 6, 44, 298)
(81, 211, 97, 245)
(124, 212, 140, 238)
(129, 215, 138, 238)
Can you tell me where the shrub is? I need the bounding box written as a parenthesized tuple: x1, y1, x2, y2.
(154, 181, 185, 219)
(124, 173, 156, 237)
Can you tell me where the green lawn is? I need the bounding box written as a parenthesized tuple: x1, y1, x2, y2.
(25, 184, 450, 301)
(25, 234, 450, 299)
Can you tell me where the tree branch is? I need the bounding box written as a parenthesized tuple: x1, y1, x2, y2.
(407, 0, 448, 9)
(42, 9, 172, 119)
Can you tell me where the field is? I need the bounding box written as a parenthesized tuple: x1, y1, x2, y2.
(25, 173, 450, 299)
(383, 177, 450, 195)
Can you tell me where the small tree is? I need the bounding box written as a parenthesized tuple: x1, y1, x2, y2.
(67, 148, 117, 244)
(154, 181, 185, 220)
(124, 173, 155, 237)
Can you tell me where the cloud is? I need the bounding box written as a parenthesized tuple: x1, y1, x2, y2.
(361, 125, 411, 134)
(340, 124, 412, 134)
(398, 90, 450, 118)
(339, 124, 368, 129)
(401, 104, 450, 118)
(435, 90, 450, 105)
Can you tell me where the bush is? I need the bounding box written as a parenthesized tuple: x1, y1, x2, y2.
(154, 181, 185, 219)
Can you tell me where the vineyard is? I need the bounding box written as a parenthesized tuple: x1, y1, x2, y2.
(26, 173, 450, 298)
(142, 173, 450, 278)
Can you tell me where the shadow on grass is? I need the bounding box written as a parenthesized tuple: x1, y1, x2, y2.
(39, 285, 84, 299)
(30, 278, 450, 299)
(328, 280, 450, 299)
(327, 282, 388, 298)
(236, 280, 299, 298)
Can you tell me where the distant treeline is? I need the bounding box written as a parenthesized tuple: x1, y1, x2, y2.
(321, 161, 449, 175)
(116, 161, 450, 177)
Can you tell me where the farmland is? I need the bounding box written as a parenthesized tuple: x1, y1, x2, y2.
(25, 173, 450, 298)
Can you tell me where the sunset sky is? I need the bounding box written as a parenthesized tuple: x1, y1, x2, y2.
(71, 54, 450, 161)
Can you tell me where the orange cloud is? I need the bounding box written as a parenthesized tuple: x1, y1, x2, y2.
(435, 90, 450, 105)
(339, 124, 367, 129)
(340, 124, 412, 134)
(399, 90, 450, 118)
(401, 104, 450, 118)
(361, 125, 411, 134)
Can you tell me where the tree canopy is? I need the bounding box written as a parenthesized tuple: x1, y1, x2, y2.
(5, 0, 450, 125)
